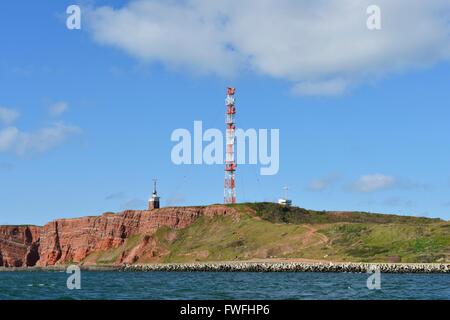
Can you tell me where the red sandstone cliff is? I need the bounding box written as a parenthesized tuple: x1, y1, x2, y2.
(0, 205, 236, 267)
(0, 226, 40, 267)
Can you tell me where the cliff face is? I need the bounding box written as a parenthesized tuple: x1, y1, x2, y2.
(0, 205, 236, 267)
(2, 204, 449, 265)
(0, 226, 40, 267)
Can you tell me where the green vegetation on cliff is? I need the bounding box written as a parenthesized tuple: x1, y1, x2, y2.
(87, 203, 450, 264)
(244, 202, 442, 225)
(163, 203, 449, 263)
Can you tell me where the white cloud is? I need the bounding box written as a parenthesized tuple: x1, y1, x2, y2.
(86, 1, 240, 76)
(49, 102, 68, 117)
(0, 122, 81, 155)
(351, 174, 396, 192)
(0, 127, 19, 151)
(308, 174, 340, 191)
(85, 0, 450, 95)
(0, 107, 20, 125)
(292, 79, 349, 96)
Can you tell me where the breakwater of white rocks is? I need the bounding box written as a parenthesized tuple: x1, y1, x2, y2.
(2, 262, 449, 273)
(121, 262, 450, 273)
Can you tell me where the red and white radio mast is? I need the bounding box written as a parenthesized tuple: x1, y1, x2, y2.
(224, 87, 236, 204)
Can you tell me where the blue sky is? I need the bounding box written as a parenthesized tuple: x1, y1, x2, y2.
(1, 0, 450, 225)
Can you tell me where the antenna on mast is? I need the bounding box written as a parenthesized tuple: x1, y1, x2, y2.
(283, 186, 289, 200)
(152, 178, 157, 195)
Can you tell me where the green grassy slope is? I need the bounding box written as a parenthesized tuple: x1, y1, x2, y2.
(87, 203, 450, 264)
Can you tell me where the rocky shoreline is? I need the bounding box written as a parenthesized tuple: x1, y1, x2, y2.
(1, 262, 449, 273)
(0, 265, 118, 272)
(122, 262, 450, 273)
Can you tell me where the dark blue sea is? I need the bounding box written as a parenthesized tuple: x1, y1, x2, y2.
(0, 272, 449, 300)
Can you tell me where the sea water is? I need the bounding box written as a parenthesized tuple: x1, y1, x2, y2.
(0, 272, 449, 300)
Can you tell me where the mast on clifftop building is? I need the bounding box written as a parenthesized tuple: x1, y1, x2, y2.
(148, 178, 160, 210)
(224, 87, 236, 204)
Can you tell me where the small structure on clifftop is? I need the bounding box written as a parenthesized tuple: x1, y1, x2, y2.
(278, 186, 292, 207)
(148, 179, 160, 210)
